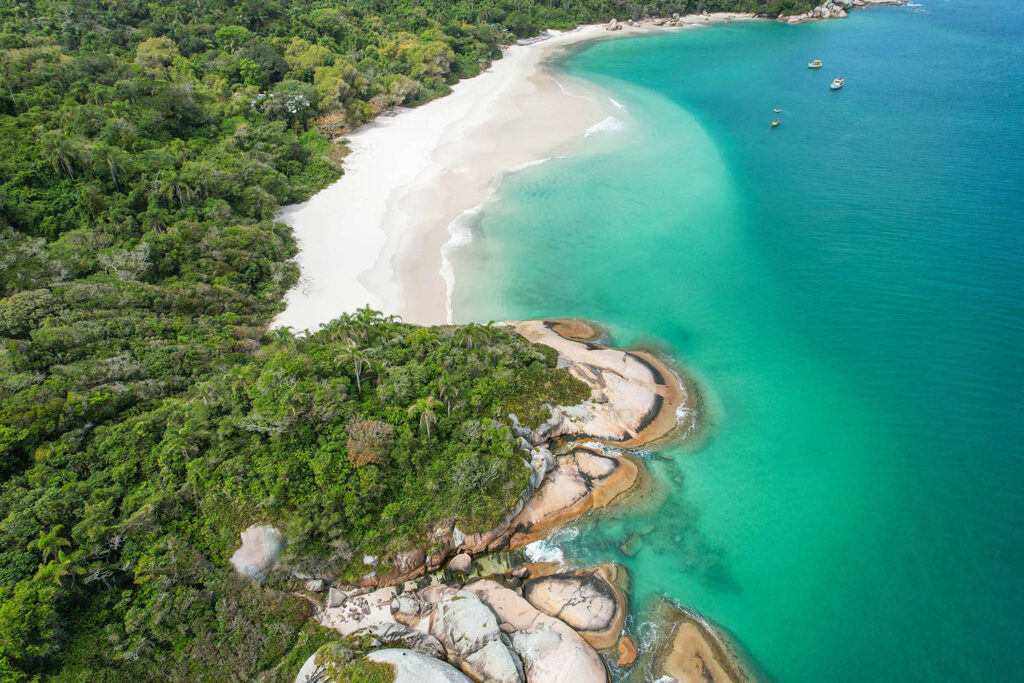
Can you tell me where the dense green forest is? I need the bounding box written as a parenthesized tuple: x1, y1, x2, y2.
(0, 1, 812, 680)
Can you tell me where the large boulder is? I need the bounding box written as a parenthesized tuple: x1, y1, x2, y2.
(295, 646, 473, 683)
(522, 564, 628, 650)
(365, 622, 446, 659)
(367, 649, 473, 683)
(228, 525, 284, 583)
(464, 580, 607, 683)
(395, 586, 523, 683)
(447, 553, 472, 575)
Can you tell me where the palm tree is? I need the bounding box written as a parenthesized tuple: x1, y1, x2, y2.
(320, 314, 355, 343)
(39, 129, 78, 179)
(34, 551, 75, 589)
(337, 342, 370, 392)
(354, 305, 382, 344)
(28, 525, 70, 563)
(408, 397, 441, 438)
(409, 328, 436, 359)
(456, 323, 481, 350)
(436, 371, 459, 417)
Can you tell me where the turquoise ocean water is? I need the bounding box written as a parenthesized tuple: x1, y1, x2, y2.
(451, 3, 1023, 681)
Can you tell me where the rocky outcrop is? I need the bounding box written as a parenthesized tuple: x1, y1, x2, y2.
(505, 448, 640, 548)
(511, 320, 688, 449)
(605, 18, 622, 31)
(521, 564, 628, 650)
(353, 446, 639, 590)
(651, 601, 750, 683)
(318, 585, 398, 636)
(786, 0, 900, 24)
(229, 525, 284, 583)
(394, 585, 524, 683)
(464, 579, 608, 683)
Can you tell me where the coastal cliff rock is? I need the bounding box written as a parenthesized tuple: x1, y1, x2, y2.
(505, 448, 640, 548)
(352, 446, 638, 589)
(617, 634, 638, 665)
(511, 320, 687, 448)
(464, 579, 608, 683)
(228, 524, 284, 583)
(521, 563, 629, 650)
(787, 0, 899, 23)
(605, 18, 622, 31)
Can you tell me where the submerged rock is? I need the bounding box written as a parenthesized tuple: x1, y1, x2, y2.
(619, 532, 643, 557)
(228, 525, 284, 583)
(617, 634, 638, 666)
(651, 601, 750, 683)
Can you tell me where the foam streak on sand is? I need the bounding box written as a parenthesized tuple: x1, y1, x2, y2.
(273, 26, 617, 331)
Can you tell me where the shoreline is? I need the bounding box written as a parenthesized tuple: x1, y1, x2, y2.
(272, 25, 618, 331)
(272, 15, 762, 332)
(273, 3, 903, 333)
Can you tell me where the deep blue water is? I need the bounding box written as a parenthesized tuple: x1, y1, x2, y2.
(452, 2, 1024, 680)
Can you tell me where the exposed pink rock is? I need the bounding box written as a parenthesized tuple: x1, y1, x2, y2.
(463, 579, 607, 683)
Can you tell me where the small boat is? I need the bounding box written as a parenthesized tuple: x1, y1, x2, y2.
(771, 119, 780, 128)
(808, 59, 823, 68)
(830, 78, 844, 90)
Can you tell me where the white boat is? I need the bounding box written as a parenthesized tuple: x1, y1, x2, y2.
(830, 78, 844, 90)
(808, 59, 823, 68)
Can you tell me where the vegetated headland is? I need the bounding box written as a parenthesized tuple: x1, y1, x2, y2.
(0, 1, 897, 681)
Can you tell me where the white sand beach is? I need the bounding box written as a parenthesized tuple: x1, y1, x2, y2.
(273, 15, 758, 331)
(273, 25, 618, 330)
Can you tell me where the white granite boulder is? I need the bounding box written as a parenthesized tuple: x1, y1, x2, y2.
(367, 649, 473, 682)
(295, 647, 472, 683)
(228, 525, 284, 583)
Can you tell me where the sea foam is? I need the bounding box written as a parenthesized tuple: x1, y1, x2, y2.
(440, 157, 562, 323)
(524, 526, 580, 562)
(585, 115, 626, 137)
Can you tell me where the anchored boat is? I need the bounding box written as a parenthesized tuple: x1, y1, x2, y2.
(808, 59, 823, 68)
(830, 77, 844, 90)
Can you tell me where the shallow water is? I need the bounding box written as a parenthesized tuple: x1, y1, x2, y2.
(452, 3, 1024, 680)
